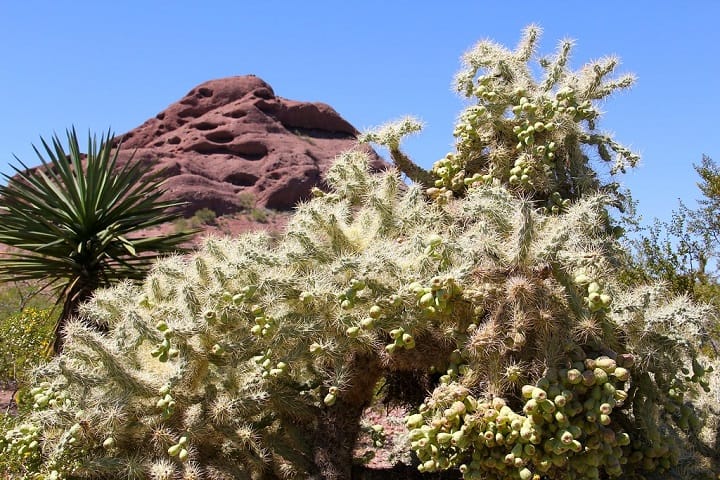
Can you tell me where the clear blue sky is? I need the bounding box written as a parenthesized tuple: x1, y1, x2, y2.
(1, 1, 718, 226)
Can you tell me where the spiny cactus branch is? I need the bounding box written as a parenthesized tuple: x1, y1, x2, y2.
(389, 147, 433, 187)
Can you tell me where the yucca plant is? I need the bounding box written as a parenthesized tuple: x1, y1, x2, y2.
(0, 128, 193, 353)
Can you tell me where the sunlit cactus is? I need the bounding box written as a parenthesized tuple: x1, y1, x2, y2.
(1, 26, 717, 480)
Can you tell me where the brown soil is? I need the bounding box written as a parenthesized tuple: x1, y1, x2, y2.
(0, 386, 16, 414)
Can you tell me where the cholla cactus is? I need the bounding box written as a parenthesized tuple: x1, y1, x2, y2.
(2, 27, 716, 480)
(427, 25, 638, 210)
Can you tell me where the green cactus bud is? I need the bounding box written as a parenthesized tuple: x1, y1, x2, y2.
(389, 294, 402, 307)
(178, 448, 189, 462)
(323, 393, 337, 406)
(566, 369, 582, 384)
(617, 432, 631, 446)
(531, 387, 547, 401)
(539, 399, 555, 414)
(419, 292, 435, 307)
(582, 370, 596, 387)
(599, 293, 612, 306)
(554, 411, 568, 424)
(569, 439, 582, 453)
(346, 326, 360, 337)
(523, 398, 538, 414)
(521, 385, 535, 399)
(368, 305, 383, 318)
(574, 273, 590, 284)
(593, 368, 608, 385)
(560, 430, 574, 444)
(595, 356, 616, 371)
(406, 413, 425, 428)
(389, 327, 404, 339)
(360, 318, 375, 329)
(168, 444, 182, 456)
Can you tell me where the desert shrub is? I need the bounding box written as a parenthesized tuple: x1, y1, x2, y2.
(0, 26, 716, 480)
(173, 209, 218, 233)
(0, 307, 56, 386)
(172, 217, 191, 234)
(192, 208, 218, 226)
(237, 191, 257, 210)
(250, 207, 269, 223)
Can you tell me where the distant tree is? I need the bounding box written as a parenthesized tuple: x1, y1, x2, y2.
(0, 128, 194, 352)
(629, 155, 720, 349)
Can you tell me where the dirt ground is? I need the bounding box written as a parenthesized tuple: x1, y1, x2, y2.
(1, 387, 15, 414)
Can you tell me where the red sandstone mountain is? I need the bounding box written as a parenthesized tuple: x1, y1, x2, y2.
(115, 75, 385, 219)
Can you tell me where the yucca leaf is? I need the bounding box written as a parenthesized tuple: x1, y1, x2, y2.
(0, 128, 197, 352)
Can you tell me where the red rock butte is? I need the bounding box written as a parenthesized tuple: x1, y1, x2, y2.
(115, 75, 385, 215)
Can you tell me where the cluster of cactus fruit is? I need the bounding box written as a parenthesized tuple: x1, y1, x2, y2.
(1, 26, 717, 480)
(428, 25, 638, 212)
(405, 352, 699, 480)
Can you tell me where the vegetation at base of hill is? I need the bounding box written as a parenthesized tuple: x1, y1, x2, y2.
(173, 198, 272, 235)
(174, 208, 218, 233)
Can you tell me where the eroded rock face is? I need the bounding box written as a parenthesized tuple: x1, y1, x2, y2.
(116, 76, 385, 215)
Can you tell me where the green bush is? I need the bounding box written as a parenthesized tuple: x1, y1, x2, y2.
(237, 191, 257, 210)
(191, 208, 217, 226)
(173, 209, 219, 234)
(250, 207, 269, 223)
(0, 307, 56, 385)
